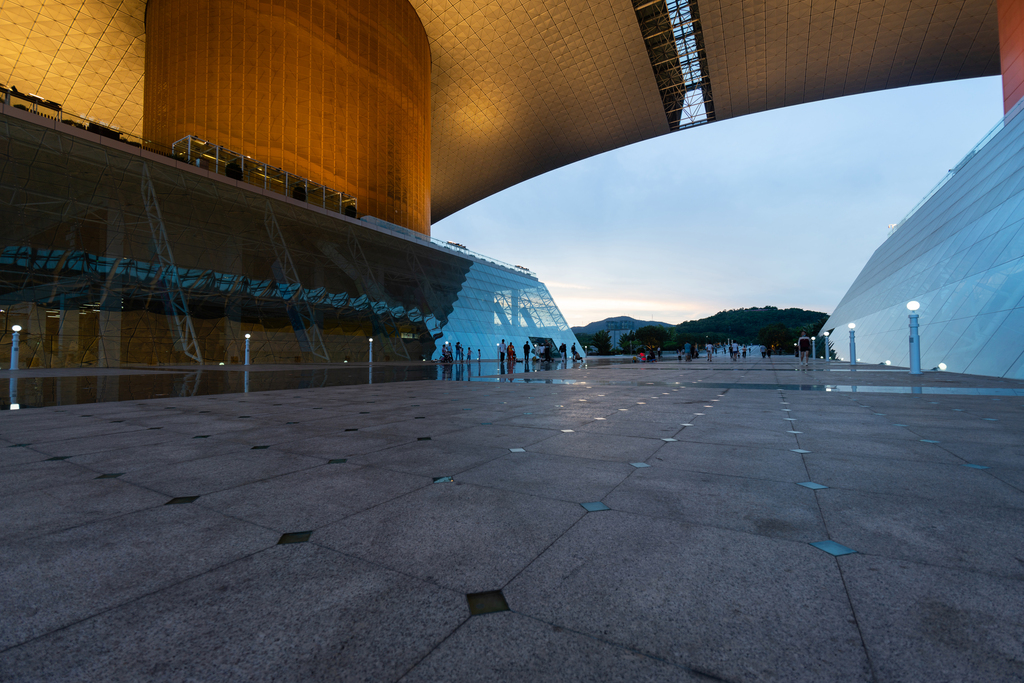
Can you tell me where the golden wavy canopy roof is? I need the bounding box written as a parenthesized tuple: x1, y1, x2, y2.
(0, 0, 1000, 223)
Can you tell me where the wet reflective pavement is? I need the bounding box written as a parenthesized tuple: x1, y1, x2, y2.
(2, 355, 1024, 681)
(4, 357, 1023, 409)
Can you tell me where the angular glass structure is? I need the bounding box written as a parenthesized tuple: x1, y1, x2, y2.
(0, 107, 579, 368)
(824, 101, 1024, 378)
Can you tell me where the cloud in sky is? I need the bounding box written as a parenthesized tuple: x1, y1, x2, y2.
(433, 77, 1005, 328)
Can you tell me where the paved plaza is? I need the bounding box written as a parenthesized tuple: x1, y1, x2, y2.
(1, 356, 1023, 682)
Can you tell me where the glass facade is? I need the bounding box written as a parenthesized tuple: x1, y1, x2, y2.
(0, 107, 580, 368)
(824, 101, 1024, 378)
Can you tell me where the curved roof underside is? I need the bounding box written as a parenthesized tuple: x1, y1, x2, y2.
(0, 0, 1001, 224)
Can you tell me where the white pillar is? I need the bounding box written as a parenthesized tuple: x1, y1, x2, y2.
(907, 301, 922, 375)
(9, 325, 21, 371)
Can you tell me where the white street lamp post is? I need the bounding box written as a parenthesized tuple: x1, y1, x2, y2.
(848, 323, 857, 366)
(907, 301, 922, 375)
(9, 325, 21, 371)
(369, 337, 373, 364)
(823, 331, 830, 368)
(244, 333, 251, 365)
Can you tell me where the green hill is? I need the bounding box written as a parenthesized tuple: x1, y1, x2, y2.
(674, 306, 828, 343)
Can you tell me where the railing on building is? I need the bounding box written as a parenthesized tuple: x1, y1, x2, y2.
(171, 136, 357, 217)
(1, 84, 536, 280)
(429, 239, 537, 278)
(0, 85, 356, 219)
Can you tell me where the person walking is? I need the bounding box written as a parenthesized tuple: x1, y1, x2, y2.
(506, 341, 516, 372)
(523, 340, 530, 368)
(798, 331, 812, 366)
(455, 341, 463, 361)
(467, 347, 472, 362)
(706, 342, 713, 362)
(560, 342, 567, 364)
(499, 339, 506, 364)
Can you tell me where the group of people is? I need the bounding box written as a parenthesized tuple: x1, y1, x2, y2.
(437, 339, 582, 370)
(438, 341, 473, 364)
(675, 341, 773, 362)
(497, 339, 581, 369)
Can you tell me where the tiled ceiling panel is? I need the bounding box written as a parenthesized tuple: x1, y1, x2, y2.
(0, 0, 1004, 223)
(409, 0, 669, 222)
(0, 0, 146, 136)
(700, 0, 1000, 121)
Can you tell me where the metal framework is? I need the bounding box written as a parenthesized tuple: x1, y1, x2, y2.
(262, 201, 331, 362)
(141, 162, 203, 363)
(633, 0, 715, 132)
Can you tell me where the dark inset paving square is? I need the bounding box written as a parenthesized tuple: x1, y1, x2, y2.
(277, 531, 312, 545)
(466, 590, 509, 615)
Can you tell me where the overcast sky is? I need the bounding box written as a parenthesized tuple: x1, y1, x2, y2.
(433, 76, 1005, 329)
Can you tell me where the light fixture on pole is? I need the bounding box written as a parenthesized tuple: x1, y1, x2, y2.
(848, 323, 857, 366)
(811, 336, 816, 362)
(823, 331, 830, 367)
(907, 301, 922, 375)
(369, 337, 373, 364)
(244, 333, 251, 365)
(9, 325, 21, 371)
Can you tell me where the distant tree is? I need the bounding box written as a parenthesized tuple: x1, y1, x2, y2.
(675, 307, 827, 343)
(592, 330, 613, 355)
(575, 333, 595, 350)
(758, 323, 794, 351)
(635, 325, 670, 349)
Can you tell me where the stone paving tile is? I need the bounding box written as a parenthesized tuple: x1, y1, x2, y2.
(842, 556, 1024, 682)
(525, 431, 667, 462)
(504, 512, 871, 682)
(653, 441, 812, 482)
(793, 435, 965, 464)
(276, 432, 408, 458)
(0, 444, 50, 466)
(71, 439, 253, 471)
(803, 453, 1024, 508)
(0, 459, 101, 496)
(0, 544, 465, 683)
(344, 441, 509, 477)
(0, 504, 277, 651)
(201, 462, 428, 530)
(120, 450, 324, 497)
(0, 478, 168, 543)
(457, 451, 632, 503)
(432, 424, 559, 448)
(3, 358, 1024, 680)
(15, 430, 172, 458)
(575, 419, 683, 439)
(403, 610, 704, 683)
(816, 488, 1024, 579)
(605, 466, 828, 542)
(315, 483, 584, 593)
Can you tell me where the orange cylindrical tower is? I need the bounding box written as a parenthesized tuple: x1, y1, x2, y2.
(144, 0, 431, 234)
(1000, 0, 1024, 113)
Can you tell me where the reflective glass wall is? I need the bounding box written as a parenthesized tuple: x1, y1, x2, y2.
(0, 108, 580, 368)
(824, 102, 1024, 378)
